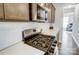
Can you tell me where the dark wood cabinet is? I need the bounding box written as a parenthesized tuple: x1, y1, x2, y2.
(32, 3, 55, 23)
(51, 5, 55, 23)
(0, 3, 55, 22)
(48, 4, 55, 23)
(32, 3, 37, 21)
(4, 3, 29, 21)
(0, 3, 4, 20)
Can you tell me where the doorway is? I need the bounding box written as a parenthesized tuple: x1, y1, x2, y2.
(59, 5, 78, 55)
(63, 13, 73, 32)
(63, 16, 69, 31)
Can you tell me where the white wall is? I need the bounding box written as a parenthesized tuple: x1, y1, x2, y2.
(0, 22, 38, 50)
(0, 22, 51, 50)
(53, 6, 63, 30)
(53, 6, 63, 42)
(72, 4, 79, 47)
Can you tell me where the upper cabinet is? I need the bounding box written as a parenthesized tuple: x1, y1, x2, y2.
(0, 3, 55, 22)
(48, 4, 55, 23)
(4, 3, 29, 21)
(51, 5, 55, 23)
(32, 3, 55, 23)
(32, 3, 37, 21)
(0, 3, 4, 20)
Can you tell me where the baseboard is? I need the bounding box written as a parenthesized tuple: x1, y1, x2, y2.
(72, 34, 79, 47)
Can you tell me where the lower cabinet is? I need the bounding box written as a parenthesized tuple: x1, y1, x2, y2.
(4, 3, 29, 21)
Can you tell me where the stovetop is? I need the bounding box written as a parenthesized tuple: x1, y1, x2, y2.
(23, 34, 56, 54)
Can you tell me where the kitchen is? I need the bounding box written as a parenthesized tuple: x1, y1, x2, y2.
(0, 0, 79, 59)
(0, 3, 61, 55)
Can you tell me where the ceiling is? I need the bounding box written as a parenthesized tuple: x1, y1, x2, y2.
(53, 3, 78, 8)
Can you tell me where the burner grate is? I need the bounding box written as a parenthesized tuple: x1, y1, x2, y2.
(24, 34, 54, 52)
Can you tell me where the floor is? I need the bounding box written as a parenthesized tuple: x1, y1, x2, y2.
(59, 30, 79, 55)
(0, 41, 44, 55)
